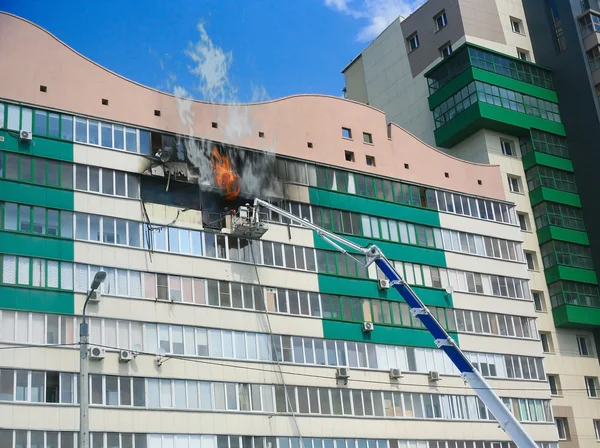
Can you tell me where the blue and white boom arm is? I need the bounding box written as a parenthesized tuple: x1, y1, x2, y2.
(253, 198, 538, 448)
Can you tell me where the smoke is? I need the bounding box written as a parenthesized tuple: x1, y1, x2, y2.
(173, 21, 281, 200)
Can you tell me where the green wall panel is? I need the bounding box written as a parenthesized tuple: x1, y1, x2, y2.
(312, 234, 446, 268)
(0, 179, 74, 210)
(322, 319, 459, 348)
(471, 68, 558, 102)
(0, 285, 74, 314)
(317, 274, 453, 307)
(0, 131, 74, 162)
(552, 303, 600, 329)
(0, 231, 74, 260)
(544, 265, 598, 285)
(309, 188, 441, 228)
(536, 226, 590, 246)
(522, 151, 573, 172)
(528, 187, 581, 207)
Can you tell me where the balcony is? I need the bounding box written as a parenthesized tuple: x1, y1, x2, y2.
(550, 281, 600, 328)
(425, 44, 564, 148)
(552, 303, 600, 328)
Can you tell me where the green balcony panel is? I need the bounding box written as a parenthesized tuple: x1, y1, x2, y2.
(471, 68, 558, 102)
(0, 285, 74, 314)
(309, 188, 441, 227)
(0, 131, 74, 162)
(536, 226, 590, 245)
(322, 319, 459, 348)
(0, 179, 74, 210)
(434, 103, 566, 149)
(552, 303, 600, 329)
(0, 231, 74, 261)
(544, 265, 598, 285)
(529, 187, 581, 208)
(522, 151, 574, 172)
(313, 235, 445, 268)
(317, 274, 453, 307)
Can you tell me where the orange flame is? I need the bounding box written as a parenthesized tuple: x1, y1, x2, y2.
(211, 147, 241, 200)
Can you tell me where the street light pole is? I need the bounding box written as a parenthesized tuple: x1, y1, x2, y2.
(79, 271, 106, 448)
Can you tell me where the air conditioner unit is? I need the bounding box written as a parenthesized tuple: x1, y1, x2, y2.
(88, 290, 101, 302)
(362, 321, 374, 332)
(19, 130, 32, 142)
(378, 279, 390, 290)
(428, 371, 441, 382)
(119, 350, 133, 363)
(89, 345, 105, 360)
(336, 367, 350, 379)
(389, 368, 403, 379)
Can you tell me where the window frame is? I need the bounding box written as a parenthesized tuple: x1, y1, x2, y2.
(407, 33, 420, 52)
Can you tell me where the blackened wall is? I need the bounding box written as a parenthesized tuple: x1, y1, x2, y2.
(523, 0, 600, 284)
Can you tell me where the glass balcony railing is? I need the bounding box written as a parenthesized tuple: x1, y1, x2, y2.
(426, 44, 554, 94)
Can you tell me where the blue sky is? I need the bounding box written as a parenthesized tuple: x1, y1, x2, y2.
(3, 0, 423, 102)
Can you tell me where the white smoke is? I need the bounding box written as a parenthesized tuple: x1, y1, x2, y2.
(173, 21, 281, 199)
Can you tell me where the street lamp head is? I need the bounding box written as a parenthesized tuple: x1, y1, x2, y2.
(90, 270, 107, 291)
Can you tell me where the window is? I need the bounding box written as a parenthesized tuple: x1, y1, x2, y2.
(511, 17, 524, 34)
(407, 33, 419, 52)
(508, 175, 522, 193)
(532, 291, 545, 311)
(342, 128, 352, 139)
(577, 335, 591, 356)
(525, 251, 537, 270)
(555, 417, 570, 440)
(440, 42, 453, 58)
(434, 11, 447, 30)
(362, 132, 373, 144)
(540, 332, 553, 353)
(344, 151, 355, 162)
(366, 155, 376, 167)
(501, 140, 514, 156)
(518, 213, 530, 231)
(595, 419, 600, 441)
(548, 375, 560, 395)
(585, 377, 598, 397)
(517, 48, 530, 61)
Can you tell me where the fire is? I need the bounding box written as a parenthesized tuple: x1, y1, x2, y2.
(211, 147, 241, 200)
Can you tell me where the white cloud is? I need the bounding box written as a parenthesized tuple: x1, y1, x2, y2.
(325, 0, 427, 42)
(185, 22, 235, 103)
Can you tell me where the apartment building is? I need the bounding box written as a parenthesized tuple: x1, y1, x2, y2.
(0, 11, 564, 448)
(342, 0, 600, 446)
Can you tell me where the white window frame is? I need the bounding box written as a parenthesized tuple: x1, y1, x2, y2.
(407, 33, 419, 52)
(511, 17, 524, 34)
(517, 48, 530, 61)
(440, 42, 453, 58)
(508, 175, 522, 193)
(577, 335, 591, 356)
(434, 11, 447, 31)
(555, 417, 569, 440)
(585, 376, 598, 397)
(501, 139, 514, 156)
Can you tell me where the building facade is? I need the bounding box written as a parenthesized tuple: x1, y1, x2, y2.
(0, 12, 565, 448)
(342, 0, 600, 446)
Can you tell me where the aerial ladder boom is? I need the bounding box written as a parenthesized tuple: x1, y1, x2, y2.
(252, 198, 538, 448)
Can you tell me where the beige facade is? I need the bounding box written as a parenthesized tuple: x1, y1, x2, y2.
(342, 0, 600, 446)
(0, 11, 573, 448)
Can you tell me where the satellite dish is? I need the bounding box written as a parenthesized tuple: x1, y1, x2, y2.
(132, 344, 142, 354)
(444, 285, 455, 295)
(157, 348, 167, 357)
